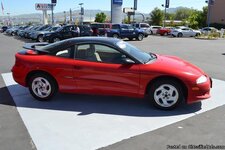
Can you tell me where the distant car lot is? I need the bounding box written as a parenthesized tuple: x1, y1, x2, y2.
(1, 32, 225, 150)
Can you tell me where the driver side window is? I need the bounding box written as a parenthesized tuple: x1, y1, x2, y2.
(75, 44, 127, 64)
(94, 44, 127, 64)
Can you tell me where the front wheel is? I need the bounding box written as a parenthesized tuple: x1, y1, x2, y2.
(52, 37, 61, 43)
(195, 33, 200, 37)
(112, 34, 119, 39)
(148, 79, 184, 110)
(37, 35, 44, 42)
(28, 73, 57, 101)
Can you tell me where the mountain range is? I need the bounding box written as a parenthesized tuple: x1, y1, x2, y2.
(0, 7, 190, 24)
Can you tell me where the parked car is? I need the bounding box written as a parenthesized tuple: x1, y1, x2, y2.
(28, 25, 51, 39)
(90, 23, 112, 36)
(43, 25, 92, 43)
(0, 26, 8, 33)
(18, 26, 35, 38)
(157, 27, 174, 36)
(150, 25, 162, 35)
(23, 26, 41, 38)
(12, 37, 212, 110)
(200, 27, 219, 34)
(107, 24, 145, 41)
(132, 23, 151, 37)
(171, 27, 201, 37)
(30, 26, 60, 42)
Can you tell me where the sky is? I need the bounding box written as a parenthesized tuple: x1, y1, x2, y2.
(0, 0, 208, 16)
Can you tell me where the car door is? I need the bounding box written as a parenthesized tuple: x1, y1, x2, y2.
(61, 26, 73, 39)
(127, 25, 137, 38)
(73, 43, 141, 97)
(181, 28, 189, 37)
(47, 44, 76, 91)
(120, 25, 130, 37)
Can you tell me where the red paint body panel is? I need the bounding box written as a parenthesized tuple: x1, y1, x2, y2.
(157, 28, 171, 35)
(12, 52, 211, 104)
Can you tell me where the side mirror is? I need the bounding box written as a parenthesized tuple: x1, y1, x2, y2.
(121, 57, 135, 64)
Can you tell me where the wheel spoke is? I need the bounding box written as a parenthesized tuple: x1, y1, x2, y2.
(32, 77, 52, 98)
(154, 83, 179, 108)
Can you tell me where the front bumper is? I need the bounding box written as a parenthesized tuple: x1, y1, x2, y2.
(186, 76, 212, 104)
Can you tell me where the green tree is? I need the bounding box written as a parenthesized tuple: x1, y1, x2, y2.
(150, 7, 163, 25)
(174, 8, 193, 20)
(95, 12, 107, 23)
(188, 10, 200, 29)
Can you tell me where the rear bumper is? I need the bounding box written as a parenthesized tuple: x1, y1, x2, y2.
(11, 65, 27, 87)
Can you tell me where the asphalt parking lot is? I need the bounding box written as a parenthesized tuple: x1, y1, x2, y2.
(0, 33, 225, 150)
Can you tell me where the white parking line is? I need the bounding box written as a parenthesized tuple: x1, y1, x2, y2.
(2, 72, 225, 150)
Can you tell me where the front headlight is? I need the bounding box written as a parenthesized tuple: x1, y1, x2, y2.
(196, 75, 207, 84)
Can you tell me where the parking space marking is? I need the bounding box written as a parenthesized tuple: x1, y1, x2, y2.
(2, 72, 225, 150)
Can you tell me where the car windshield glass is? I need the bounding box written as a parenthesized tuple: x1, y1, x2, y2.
(55, 26, 63, 32)
(116, 41, 156, 64)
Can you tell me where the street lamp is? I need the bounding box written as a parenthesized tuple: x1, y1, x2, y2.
(7, 13, 10, 26)
(79, 3, 84, 25)
(161, 4, 166, 28)
(205, 0, 215, 29)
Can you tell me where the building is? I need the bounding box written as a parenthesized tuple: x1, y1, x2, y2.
(210, 0, 225, 25)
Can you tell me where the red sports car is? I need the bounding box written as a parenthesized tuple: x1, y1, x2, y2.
(157, 27, 173, 36)
(12, 37, 212, 110)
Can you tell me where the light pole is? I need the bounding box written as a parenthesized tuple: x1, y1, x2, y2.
(63, 11, 66, 24)
(79, 3, 84, 25)
(7, 13, 10, 25)
(161, 4, 166, 28)
(206, 0, 212, 29)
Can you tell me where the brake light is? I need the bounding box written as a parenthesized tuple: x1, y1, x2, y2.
(26, 50, 37, 55)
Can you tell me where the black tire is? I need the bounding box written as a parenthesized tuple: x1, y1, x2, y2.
(112, 34, 119, 38)
(28, 73, 57, 101)
(52, 37, 61, 43)
(177, 33, 183, 37)
(128, 38, 133, 41)
(195, 33, 200, 37)
(37, 35, 43, 42)
(136, 33, 144, 41)
(147, 79, 184, 110)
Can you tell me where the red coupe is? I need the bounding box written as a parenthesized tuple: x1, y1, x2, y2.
(12, 37, 212, 110)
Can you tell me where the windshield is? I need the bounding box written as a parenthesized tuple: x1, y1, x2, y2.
(116, 41, 156, 64)
(55, 26, 63, 32)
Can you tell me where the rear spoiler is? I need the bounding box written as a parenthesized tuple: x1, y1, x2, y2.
(23, 42, 49, 51)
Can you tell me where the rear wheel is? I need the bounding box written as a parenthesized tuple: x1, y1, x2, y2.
(136, 33, 144, 41)
(28, 73, 57, 101)
(148, 79, 184, 110)
(177, 33, 183, 37)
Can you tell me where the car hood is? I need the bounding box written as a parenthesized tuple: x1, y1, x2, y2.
(142, 54, 205, 78)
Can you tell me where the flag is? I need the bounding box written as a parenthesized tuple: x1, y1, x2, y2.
(1, 1, 4, 15)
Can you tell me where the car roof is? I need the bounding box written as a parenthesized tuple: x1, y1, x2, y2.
(39, 37, 121, 53)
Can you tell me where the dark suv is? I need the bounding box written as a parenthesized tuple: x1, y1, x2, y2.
(43, 25, 93, 43)
(107, 24, 145, 41)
